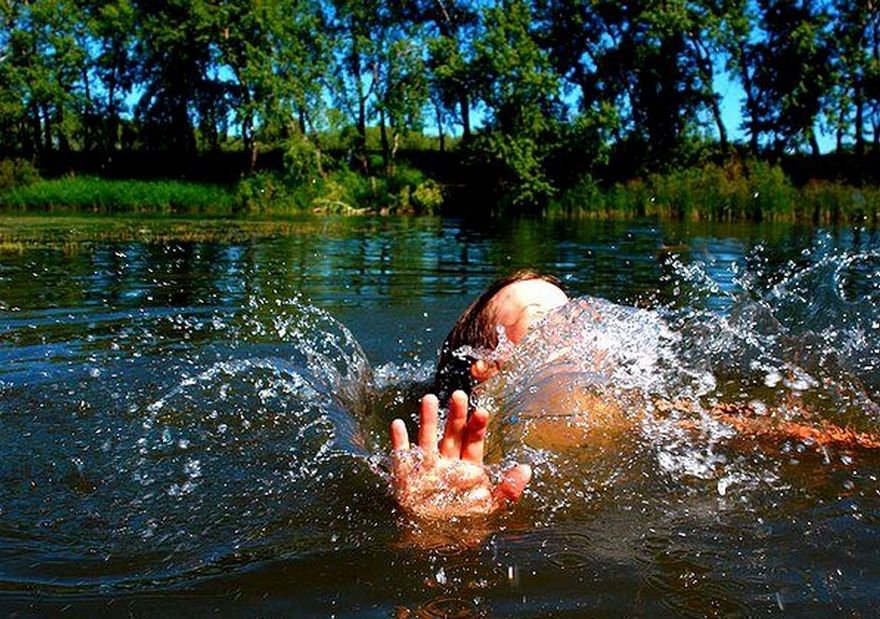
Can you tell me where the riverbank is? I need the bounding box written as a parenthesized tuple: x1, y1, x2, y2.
(1, 158, 878, 224)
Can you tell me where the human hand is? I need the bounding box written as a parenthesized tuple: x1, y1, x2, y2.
(389, 390, 532, 519)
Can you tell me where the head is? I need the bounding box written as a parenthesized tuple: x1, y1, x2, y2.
(434, 270, 569, 399)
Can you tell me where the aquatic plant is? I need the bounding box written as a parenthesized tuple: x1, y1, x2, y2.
(552, 161, 874, 224)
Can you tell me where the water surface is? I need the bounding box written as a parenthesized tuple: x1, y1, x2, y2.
(1, 214, 879, 616)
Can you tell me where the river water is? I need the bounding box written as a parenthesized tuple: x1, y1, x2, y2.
(0, 214, 879, 616)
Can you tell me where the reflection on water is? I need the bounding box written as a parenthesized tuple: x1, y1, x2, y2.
(0, 215, 879, 616)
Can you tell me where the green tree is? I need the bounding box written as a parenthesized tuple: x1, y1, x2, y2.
(269, 0, 334, 175)
(828, 0, 879, 154)
(0, 0, 88, 155)
(751, 0, 833, 155)
(375, 35, 429, 174)
(329, 0, 384, 173)
(534, 1, 721, 170)
(718, 0, 762, 153)
(470, 0, 562, 209)
(132, 0, 217, 152)
(209, 0, 275, 169)
(81, 0, 136, 153)
(419, 0, 479, 141)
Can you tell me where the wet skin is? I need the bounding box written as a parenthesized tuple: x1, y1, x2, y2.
(389, 279, 568, 518)
(388, 279, 880, 519)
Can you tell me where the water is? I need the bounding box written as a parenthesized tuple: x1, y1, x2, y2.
(1, 214, 879, 616)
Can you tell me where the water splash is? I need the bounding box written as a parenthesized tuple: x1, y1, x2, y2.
(477, 246, 880, 517)
(0, 294, 377, 590)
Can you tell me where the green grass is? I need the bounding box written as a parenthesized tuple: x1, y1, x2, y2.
(0, 168, 442, 218)
(2, 165, 877, 224)
(552, 161, 880, 224)
(0, 176, 236, 215)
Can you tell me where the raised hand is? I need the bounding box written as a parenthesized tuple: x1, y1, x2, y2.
(389, 390, 532, 519)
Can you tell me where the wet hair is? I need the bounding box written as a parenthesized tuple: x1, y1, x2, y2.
(434, 270, 563, 400)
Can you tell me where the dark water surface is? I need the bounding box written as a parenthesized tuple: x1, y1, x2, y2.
(1, 214, 879, 617)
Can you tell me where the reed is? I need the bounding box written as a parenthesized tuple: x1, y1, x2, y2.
(0, 176, 236, 215)
(553, 161, 878, 224)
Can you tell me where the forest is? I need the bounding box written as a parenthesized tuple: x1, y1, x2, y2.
(0, 0, 878, 219)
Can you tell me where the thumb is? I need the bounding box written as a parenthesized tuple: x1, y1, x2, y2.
(492, 464, 532, 506)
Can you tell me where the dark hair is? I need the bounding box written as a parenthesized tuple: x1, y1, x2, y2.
(434, 270, 563, 400)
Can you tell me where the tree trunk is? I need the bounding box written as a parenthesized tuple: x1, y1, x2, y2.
(435, 102, 445, 152)
(854, 80, 865, 156)
(379, 107, 390, 174)
(107, 77, 119, 153)
(692, 35, 727, 154)
(808, 126, 820, 157)
(835, 92, 845, 152)
(459, 92, 471, 139)
(40, 103, 52, 153)
(81, 66, 93, 152)
(390, 130, 400, 176)
(27, 101, 40, 156)
(297, 107, 307, 135)
(737, 42, 760, 154)
(352, 45, 369, 174)
(304, 110, 325, 177)
(243, 107, 257, 172)
(57, 106, 70, 153)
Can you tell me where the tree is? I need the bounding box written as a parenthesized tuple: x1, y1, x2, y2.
(828, 0, 880, 154)
(470, 0, 562, 209)
(419, 0, 479, 140)
(209, 0, 276, 169)
(329, 0, 384, 173)
(269, 0, 334, 175)
(81, 0, 136, 153)
(375, 35, 429, 174)
(0, 0, 88, 155)
(534, 1, 719, 170)
(720, 0, 762, 153)
(750, 0, 833, 155)
(132, 0, 217, 152)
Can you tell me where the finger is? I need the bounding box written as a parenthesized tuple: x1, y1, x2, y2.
(439, 390, 468, 458)
(461, 407, 488, 464)
(390, 419, 409, 451)
(418, 394, 440, 453)
(492, 464, 532, 505)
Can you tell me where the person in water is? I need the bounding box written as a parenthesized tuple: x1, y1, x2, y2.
(388, 271, 880, 519)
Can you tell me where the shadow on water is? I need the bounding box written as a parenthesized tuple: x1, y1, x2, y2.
(0, 215, 879, 616)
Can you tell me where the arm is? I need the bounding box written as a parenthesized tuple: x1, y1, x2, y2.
(389, 390, 532, 519)
(707, 402, 880, 450)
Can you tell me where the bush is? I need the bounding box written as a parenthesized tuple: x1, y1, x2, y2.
(0, 158, 40, 191)
(234, 172, 290, 214)
(410, 179, 443, 214)
(799, 181, 880, 224)
(465, 132, 556, 213)
(747, 160, 795, 221)
(553, 174, 605, 216)
(282, 136, 323, 186)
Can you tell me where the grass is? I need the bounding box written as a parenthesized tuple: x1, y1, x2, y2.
(0, 167, 443, 218)
(0, 176, 237, 215)
(1, 162, 877, 225)
(552, 160, 880, 224)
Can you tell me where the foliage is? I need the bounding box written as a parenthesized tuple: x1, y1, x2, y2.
(0, 158, 40, 191)
(0, 1, 877, 214)
(0, 176, 235, 214)
(552, 160, 875, 224)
